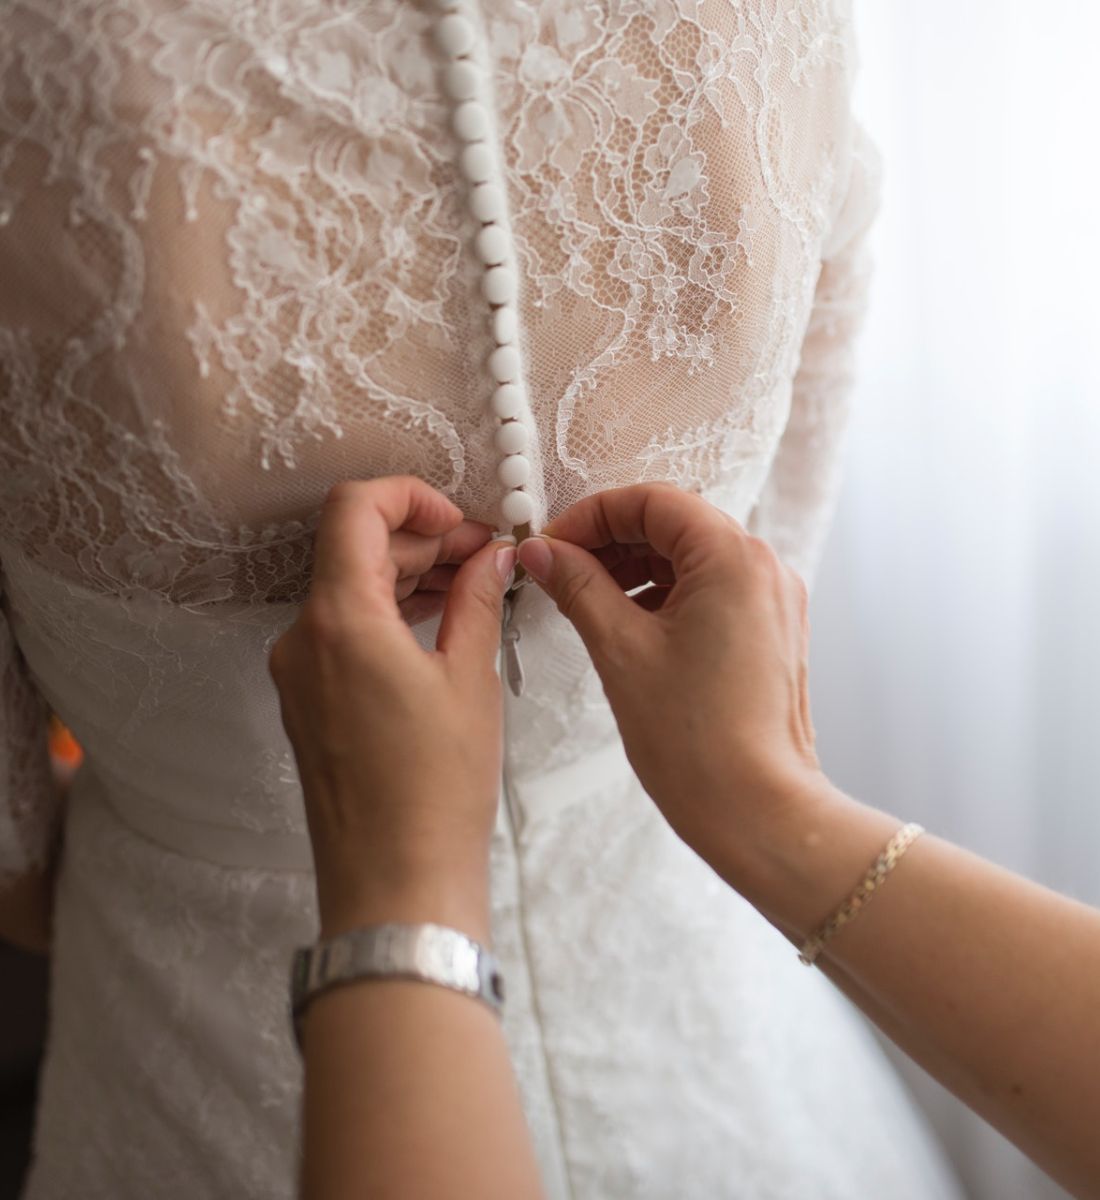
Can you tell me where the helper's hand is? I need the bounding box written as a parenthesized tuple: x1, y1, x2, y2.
(270, 477, 515, 941)
(517, 483, 829, 885)
(388, 503, 494, 626)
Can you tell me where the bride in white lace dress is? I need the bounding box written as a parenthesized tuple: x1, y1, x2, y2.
(0, 1, 962, 1196)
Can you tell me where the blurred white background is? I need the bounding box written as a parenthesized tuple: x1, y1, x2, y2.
(810, 3, 1100, 1197)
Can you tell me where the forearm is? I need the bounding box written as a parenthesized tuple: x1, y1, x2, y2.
(301, 982, 542, 1200)
(299, 870, 544, 1200)
(724, 785, 1100, 1198)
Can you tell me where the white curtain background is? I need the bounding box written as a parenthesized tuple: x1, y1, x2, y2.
(810, 3, 1100, 1198)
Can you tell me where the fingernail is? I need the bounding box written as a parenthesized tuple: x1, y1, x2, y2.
(495, 546, 517, 583)
(518, 536, 553, 583)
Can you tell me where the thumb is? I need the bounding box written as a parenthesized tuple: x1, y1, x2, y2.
(436, 538, 515, 671)
(517, 536, 644, 660)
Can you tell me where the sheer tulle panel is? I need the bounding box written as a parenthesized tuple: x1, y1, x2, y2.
(1, 0, 862, 606)
(2, 1, 502, 605)
(491, 0, 855, 513)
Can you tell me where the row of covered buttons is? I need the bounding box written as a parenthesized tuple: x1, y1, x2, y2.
(431, 0, 535, 528)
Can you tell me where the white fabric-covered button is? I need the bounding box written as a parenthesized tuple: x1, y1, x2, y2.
(495, 420, 530, 454)
(497, 454, 531, 488)
(468, 183, 505, 223)
(443, 61, 480, 102)
(459, 143, 494, 184)
(488, 344, 521, 382)
(435, 14, 475, 57)
(481, 265, 517, 305)
(492, 306, 517, 345)
(430, 12, 535, 529)
(491, 383, 525, 419)
(453, 101, 490, 142)
(501, 489, 535, 526)
(475, 224, 509, 266)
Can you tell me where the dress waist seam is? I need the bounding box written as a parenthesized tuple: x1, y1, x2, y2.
(75, 767, 315, 873)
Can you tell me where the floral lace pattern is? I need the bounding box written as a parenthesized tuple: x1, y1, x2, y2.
(1, 0, 875, 608)
(0, 3, 926, 1198)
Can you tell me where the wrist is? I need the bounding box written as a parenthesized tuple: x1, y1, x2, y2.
(711, 774, 900, 939)
(700, 766, 829, 881)
(315, 854, 492, 944)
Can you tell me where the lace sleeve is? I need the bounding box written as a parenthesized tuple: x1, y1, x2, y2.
(748, 124, 882, 587)
(0, 567, 59, 887)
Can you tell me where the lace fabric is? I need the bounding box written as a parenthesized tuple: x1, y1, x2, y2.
(0, 0, 878, 873)
(0, 4, 948, 1198)
(0, 0, 876, 598)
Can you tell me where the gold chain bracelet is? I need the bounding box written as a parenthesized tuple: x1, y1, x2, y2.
(798, 822, 926, 967)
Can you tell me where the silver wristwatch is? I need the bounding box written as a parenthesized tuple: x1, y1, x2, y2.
(290, 922, 505, 1048)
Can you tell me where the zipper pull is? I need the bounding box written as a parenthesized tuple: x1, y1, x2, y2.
(501, 591, 526, 698)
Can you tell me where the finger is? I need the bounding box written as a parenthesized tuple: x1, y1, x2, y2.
(395, 575, 419, 603)
(437, 520, 494, 565)
(415, 565, 459, 593)
(605, 554, 677, 593)
(436, 540, 515, 672)
(399, 592, 449, 627)
(391, 522, 492, 587)
(311, 477, 463, 612)
(632, 585, 672, 612)
(789, 568, 816, 749)
(395, 565, 458, 606)
(592, 540, 659, 567)
(516, 535, 647, 661)
(390, 530, 439, 583)
(542, 483, 738, 579)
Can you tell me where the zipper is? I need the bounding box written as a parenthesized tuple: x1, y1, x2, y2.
(496, 564, 576, 1197)
(495, 527, 528, 699)
(501, 583, 526, 697)
(500, 580, 525, 832)
(498, 752, 574, 1197)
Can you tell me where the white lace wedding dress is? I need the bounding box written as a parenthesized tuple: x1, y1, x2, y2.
(0, 1, 963, 1196)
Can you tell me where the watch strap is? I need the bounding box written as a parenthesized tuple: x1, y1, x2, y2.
(290, 922, 504, 1048)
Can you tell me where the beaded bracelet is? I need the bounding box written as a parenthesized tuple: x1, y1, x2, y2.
(798, 823, 926, 967)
